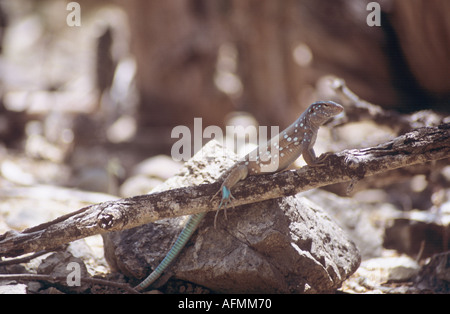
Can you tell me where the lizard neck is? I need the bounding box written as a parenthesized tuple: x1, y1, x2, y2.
(308, 119, 323, 132)
(297, 112, 320, 133)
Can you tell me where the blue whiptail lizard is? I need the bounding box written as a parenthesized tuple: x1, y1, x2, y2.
(135, 100, 344, 291)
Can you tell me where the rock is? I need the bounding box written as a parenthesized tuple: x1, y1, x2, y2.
(74, 167, 110, 193)
(103, 140, 361, 293)
(37, 251, 90, 293)
(0, 284, 27, 294)
(174, 195, 361, 293)
(361, 256, 419, 283)
(119, 175, 164, 197)
(119, 154, 184, 197)
(384, 209, 450, 258)
(415, 251, 450, 293)
(131, 155, 183, 180)
(342, 254, 421, 294)
(26, 281, 43, 294)
(302, 189, 385, 259)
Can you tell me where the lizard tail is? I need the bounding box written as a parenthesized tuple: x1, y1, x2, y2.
(135, 212, 207, 291)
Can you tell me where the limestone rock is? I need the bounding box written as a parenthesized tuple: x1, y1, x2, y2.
(174, 195, 360, 293)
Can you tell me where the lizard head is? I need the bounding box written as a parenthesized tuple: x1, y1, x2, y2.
(307, 101, 343, 126)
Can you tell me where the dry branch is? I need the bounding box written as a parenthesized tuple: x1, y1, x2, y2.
(329, 78, 447, 134)
(0, 124, 449, 258)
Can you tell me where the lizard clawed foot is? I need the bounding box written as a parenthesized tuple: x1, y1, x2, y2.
(318, 151, 333, 162)
(213, 186, 235, 228)
(308, 152, 333, 167)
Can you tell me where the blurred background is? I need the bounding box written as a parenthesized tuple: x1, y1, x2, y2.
(0, 0, 449, 294)
(0, 0, 449, 166)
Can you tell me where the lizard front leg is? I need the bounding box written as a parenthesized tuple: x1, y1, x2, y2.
(302, 147, 333, 167)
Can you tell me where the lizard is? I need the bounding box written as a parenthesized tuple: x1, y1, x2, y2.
(135, 100, 344, 291)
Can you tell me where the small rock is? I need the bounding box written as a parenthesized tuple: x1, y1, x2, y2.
(37, 251, 90, 293)
(74, 167, 110, 193)
(0, 284, 27, 294)
(119, 175, 163, 197)
(415, 251, 450, 293)
(26, 281, 43, 293)
(384, 209, 450, 257)
(40, 287, 65, 294)
(131, 155, 183, 180)
(361, 256, 419, 283)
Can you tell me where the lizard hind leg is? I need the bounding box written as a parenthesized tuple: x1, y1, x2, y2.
(214, 185, 235, 228)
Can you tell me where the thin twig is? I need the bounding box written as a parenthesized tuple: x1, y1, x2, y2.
(0, 249, 56, 266)
(0, 273, 140, 294)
